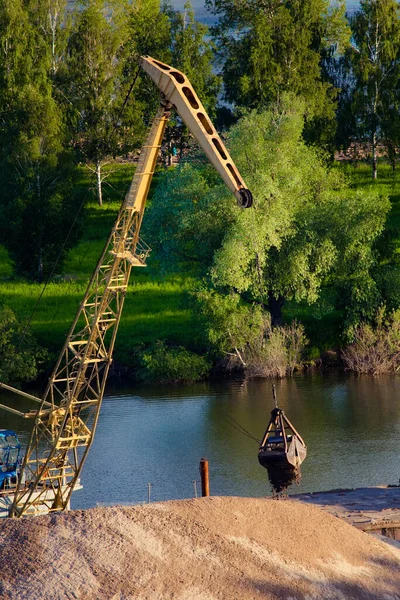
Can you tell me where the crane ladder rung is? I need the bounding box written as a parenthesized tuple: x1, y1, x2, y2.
(83, 358, 106, 364)
(72, 399, 99, 406)
(57, 434, 91, 444)
(108, 285, 128, 290)
(43, 466, 74, 475)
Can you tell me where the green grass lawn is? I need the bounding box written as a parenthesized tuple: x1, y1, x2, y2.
(0, 163, 197, 366)
(2, 159, 400, 365)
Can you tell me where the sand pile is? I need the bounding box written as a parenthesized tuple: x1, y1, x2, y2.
(0, 496, 399, 599)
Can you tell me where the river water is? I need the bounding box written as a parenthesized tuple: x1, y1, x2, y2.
(1, 372, 399, 509)
(71, 373, 400, 508)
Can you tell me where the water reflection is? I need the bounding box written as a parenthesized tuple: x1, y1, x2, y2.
(73, 371, 400, 509)
(0, 371, 399, 510)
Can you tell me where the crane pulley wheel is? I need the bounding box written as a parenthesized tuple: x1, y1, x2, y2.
(237, 188, 253, 208)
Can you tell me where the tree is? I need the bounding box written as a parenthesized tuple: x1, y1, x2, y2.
(60, 0, 183, 203)
(123, 0, 171, 75)
(158, 1, 221, 162)
(343, 0, 400, 177)
(170, 1, 219, 117)
(0, 0, 80, 280)
(0, 307, 47, 385)
(130, 0, 221, 164)
(122, 0, 173, 166)
(205, 0, 350, 147)
(59, 0, 132, 205)
(144, 97, 390, 332)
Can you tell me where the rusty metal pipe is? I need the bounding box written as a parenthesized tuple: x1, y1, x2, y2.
(199, 458, 210, 497)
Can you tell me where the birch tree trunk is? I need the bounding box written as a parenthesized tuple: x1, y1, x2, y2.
(96, 160, 103, 206)
(372, 131, 378, 179)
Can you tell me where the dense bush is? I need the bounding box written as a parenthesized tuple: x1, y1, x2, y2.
(235, 318, 308, 379)
(193, 288, 308, 378)
(0, 306, 47, 385)
(342, 308, 400, 374)
(140, 341, 210, 383)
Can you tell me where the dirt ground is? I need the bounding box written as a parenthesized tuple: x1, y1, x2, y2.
(0, 496, 399, 600)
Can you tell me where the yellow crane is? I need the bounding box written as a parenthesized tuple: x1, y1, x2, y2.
(0, 56, 253, 518)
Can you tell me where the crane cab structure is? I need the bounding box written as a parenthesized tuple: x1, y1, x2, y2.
(0, 56, 253, 518)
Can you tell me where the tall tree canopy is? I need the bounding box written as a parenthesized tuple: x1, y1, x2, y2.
(159, 1, 221, 161)
(338, 0, 400, 177)
(58, 0, 218, 200)
(144, 98, 390, 332)
(0, 0, 79, 280)
(205, 0, 349, 146)
(170, 1, 220, 116)
(58, 0, 133, 205)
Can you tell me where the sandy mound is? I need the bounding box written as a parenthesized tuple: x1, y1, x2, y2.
(0, 496, 399, 599)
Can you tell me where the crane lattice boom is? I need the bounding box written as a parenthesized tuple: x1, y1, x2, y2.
(0, 56, 253, 518)
(9, 104, 170, 517)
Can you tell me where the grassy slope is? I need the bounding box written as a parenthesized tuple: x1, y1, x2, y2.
(0, 164, 198, 367)
(1, 161, 400, 364)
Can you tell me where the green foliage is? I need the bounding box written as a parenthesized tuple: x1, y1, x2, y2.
(58, 0, 219, 198)
(57, 0, 134, 204)
(342, 306, 400, 374)
(147, 100, 390, 333)
(193, 287, 266, 354)
(206, 0, 350, 146)
(122, 0, 172, 132)
(337, 0, 400, 175)
(169, 1, 220, 117)
(157, 1, 221, 162)
(0, 0, 80, 280)
(0, 306, 47, 385)
(210, 101, 341, 305)
(140, 340, 210, 383)
(192, 287, 307, 377)
(143, 164, 234, 276)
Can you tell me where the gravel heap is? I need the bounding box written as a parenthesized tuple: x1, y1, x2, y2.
(0, 496, 399, 599)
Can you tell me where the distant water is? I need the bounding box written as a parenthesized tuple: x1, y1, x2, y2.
(67, 1, 361, 25)
(170, 0, 213, 24)
(173, 0, 360, 24)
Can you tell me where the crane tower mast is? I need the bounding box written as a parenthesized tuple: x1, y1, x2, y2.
(1, 57, 252, 518)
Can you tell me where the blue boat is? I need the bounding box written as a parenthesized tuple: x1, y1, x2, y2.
(0, 430, 21, 489)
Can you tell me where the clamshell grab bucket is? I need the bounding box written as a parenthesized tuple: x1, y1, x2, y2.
(258, 404, 307, 471)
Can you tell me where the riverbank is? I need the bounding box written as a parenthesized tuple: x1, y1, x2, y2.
(2, 161, 400, 382)
(0, 496, 399, 599)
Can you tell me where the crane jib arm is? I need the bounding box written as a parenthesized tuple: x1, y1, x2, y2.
(139, 56, 253, 209)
